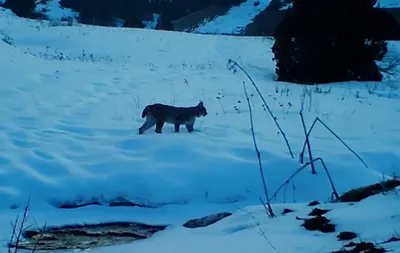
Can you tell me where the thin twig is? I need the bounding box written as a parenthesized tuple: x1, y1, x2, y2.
(300, 111, 316, 174)
(299, 117, 367, 168)
(8, 215, 19, 253)
(242, 81, 275, 218)
(228, 59, 294, 159)
(269, 162, 310, 202)
(317, 158, 339, 200)
(8, 197, 31, 253)
(268, 157, 339, 202)
(291, 180, 296, 202)
(316, 117, 368, 168)
(14, 197, 31, 253)
(235, 206, 276, 250)
(299, 117, 318, 164)
(31, 222, 47, 253)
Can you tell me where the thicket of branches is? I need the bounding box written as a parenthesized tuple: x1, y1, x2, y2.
(227, 59, 374, 218)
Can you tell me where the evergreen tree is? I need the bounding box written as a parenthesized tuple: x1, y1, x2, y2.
(2, 0, 36, 18)
(272, 0, 398, 84)
(78, 0, 115, 26)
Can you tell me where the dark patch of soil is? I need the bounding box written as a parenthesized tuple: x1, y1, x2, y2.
(57, 201, 102, 209)
(183, 212, 232, 228)
(337, 231, 357, 241)
(282, 208, 294, 215)
(108, 197, 149, 208)
(308, 208, 329, 216)
(9, 222, 167, 251)
(308, 200, 320, 206)
(53, 197, 155, 209)
(297, 215, 336, 233)
(337, 179, 400, 203)
(330, 241, 386, 253)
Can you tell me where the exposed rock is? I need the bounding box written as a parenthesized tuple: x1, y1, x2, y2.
(308, 200, 320, 206)
(282, 208, 294, 215)
(337, 231, 357, 241)
(183, 212, 232, 228)
(10, 222, 167, 251)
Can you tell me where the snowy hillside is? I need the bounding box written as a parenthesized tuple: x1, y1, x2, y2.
(0, 6, 399, 253)
(378, 0, 400, 7)
(35, 0, 79, 21)
(192, 0, 271, 34)
(30, 0, 400, 35)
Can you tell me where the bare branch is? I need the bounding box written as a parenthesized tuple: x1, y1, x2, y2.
(299, 117, 368, 168)
(240, 205, 277, 250)
(8, 197, 31, 253)
(300, 111, 316, 174)
(268, 157, 339, 202)
(299, 117, 318, 164)
(227, 59, 294, 159)
(14, 197, 31, 253)
(242, 80, 275, 218)
(316, 117, 368, 168)
(8, 215, 19, 253)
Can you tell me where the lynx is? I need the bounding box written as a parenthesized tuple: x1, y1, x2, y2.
(138, 101, 208, 134)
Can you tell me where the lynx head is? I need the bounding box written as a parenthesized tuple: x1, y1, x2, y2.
(196, 100, 208, 117)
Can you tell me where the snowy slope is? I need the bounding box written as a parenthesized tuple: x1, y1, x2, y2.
(1, 11, 398, 208)
(0, 7, 399, 253)
(35, 0, 79, 21)
(31, 0, 400, 36)
(193, 0, 271, 34)
(378, 0, 400, 7)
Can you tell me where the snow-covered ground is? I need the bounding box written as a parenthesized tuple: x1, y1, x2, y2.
(35, 0, 79, 21)
(193, 0, 271, 34)
(0, 6, 399, 253)
(377, 0, 400, 7)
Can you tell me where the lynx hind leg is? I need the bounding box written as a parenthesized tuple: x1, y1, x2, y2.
(155, 119, 165, 134)
(138, 117, 156, 135)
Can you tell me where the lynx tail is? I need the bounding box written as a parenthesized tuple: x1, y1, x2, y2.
(141, 105, 150, 118)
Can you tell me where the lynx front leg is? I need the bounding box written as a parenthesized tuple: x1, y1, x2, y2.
(174, 122, 181, 133)
(138, 118, 156, 135)
(185, 122, 195, 133)
(155, 120, 165, 134)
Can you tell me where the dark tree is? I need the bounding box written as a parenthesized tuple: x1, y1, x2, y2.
(61, 0, 147, 27)
(272, 0, 399, 84)
(2, 0, 36, 18)
(61, 0, 246, 29)
(76, 0, 116, 26)
(266, 0, 283, 10)
(123, 16, 145, 28)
